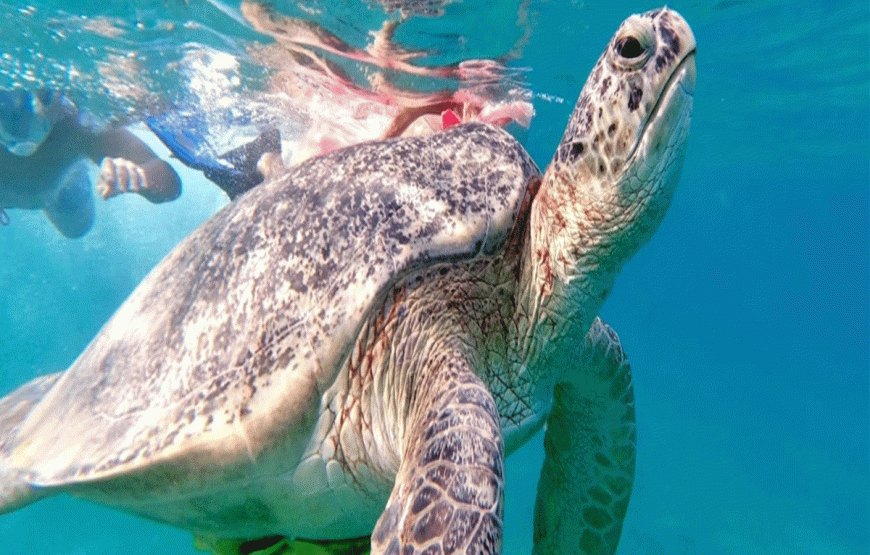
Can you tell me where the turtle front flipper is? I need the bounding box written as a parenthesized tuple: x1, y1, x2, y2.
(371, 350, 504, 555)
(534, 318, 636, 555)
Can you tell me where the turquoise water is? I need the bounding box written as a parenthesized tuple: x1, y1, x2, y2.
(0, 1, 867, 554)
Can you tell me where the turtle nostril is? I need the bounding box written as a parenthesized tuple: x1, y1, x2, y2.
(617, 36, 644, 59)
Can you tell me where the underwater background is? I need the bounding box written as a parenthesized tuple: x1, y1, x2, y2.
(0, 0, 866, 554)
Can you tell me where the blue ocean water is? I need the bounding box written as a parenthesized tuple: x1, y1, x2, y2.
(0, 1, 867, 554)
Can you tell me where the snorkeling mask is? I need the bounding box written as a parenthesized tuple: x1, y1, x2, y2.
(0, 89, 77, 156)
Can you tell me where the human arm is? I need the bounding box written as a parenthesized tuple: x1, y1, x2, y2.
(86, 128, 181, 203)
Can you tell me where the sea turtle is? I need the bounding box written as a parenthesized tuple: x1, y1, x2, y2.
(0, 7, 696, 555)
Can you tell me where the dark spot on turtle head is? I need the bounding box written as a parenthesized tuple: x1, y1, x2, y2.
(655, 55, 668, 71)
(654, 24, 679, 72)
(628, 86, 643, 111)
(659, 23, 681, 54)
(608, 123, 618, 137)
(568, 95, 594, 137)
(590, 64, 602, 84)
(570, 141, 584, 157)
(599, 76, 611, 95)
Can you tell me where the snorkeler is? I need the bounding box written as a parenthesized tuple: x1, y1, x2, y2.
(0, 89, 182, 238)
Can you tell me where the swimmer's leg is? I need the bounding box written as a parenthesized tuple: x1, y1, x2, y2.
(43, 159, 95, 239)
(147, 114, 280, 200)
(204, 128, 282, 200)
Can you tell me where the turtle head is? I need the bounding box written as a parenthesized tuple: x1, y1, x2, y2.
(530, 7, 695, 305)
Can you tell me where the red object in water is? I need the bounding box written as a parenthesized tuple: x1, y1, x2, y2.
(441, 109, 462, 129)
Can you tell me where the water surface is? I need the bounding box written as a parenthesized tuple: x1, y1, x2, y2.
(0, 1, 866, 554)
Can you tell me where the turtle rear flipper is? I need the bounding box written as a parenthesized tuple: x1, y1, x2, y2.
(534, 318, 636, 555)
(195, 534, 371, 555)
(0, 372, 63, 513)
(371, 349, 504, 555)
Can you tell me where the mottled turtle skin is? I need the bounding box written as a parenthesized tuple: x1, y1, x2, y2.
(0, 8, 696, 555)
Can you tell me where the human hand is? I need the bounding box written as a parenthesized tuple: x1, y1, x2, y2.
(96, 157, 149, 200)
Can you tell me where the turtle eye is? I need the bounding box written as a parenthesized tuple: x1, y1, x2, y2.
(617, 36, 644, 59)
